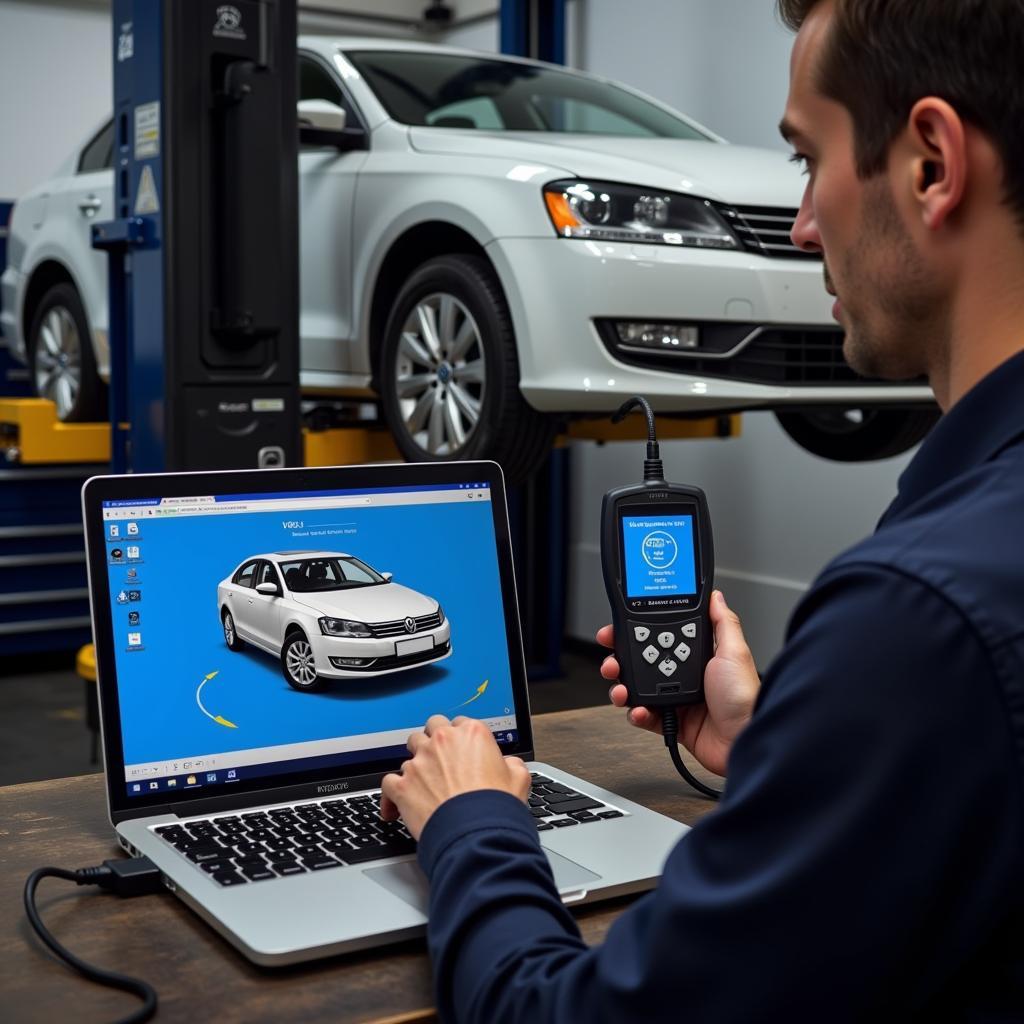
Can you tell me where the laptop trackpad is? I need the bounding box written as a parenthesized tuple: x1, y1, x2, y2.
(364, 851, 602, 914)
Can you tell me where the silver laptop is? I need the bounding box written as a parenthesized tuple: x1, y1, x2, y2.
(82, 460, 687, 966)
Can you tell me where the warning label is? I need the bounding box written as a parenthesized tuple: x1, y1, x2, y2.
(134, 102, 160, 160)
(134, 165, 160, 215)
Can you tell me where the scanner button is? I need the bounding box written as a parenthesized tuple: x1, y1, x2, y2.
(674, 642, 692, 662)
(642, 645, 660, 665)
(658, 659, 678, 677)
(681, 623, 697, 639)
(657, 631, 675, 649)
(633, 626, 651, 643)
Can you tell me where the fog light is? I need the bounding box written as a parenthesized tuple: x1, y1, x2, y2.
(615, 322, 699, 350)
(330, 656, 371, 667)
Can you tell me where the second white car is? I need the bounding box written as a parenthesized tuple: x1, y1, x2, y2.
(216, 550, 452, 691)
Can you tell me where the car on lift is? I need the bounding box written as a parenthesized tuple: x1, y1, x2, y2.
(217, 550, 451, 691)
(0, 38, 936, 479)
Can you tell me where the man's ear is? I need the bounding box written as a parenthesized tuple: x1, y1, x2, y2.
(906, 98, 967, 231)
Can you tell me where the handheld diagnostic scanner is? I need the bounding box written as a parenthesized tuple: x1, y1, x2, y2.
(600, 397, 721, 799)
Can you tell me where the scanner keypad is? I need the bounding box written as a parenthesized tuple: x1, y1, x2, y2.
(627, 618, 702, 698)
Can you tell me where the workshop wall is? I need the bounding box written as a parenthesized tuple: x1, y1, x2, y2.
(0, 0, 112, 200)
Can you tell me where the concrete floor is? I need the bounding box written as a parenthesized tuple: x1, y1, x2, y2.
(0, 644, 607, 788)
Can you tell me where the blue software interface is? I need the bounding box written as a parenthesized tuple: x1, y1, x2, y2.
(621, 514, 697, 599)
(103, 482, 519, 798)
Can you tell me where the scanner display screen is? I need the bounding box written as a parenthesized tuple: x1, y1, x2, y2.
(621, 512, 697, 600)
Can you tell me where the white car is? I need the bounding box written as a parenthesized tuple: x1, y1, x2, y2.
(0, 38, 935, 477)
(216, 550, 451, 691)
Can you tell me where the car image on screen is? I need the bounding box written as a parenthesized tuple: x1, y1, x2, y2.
(216, 550, 451, 691)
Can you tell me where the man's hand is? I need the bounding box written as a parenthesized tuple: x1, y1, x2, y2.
(598, 590, 760, 777)
(380, 714, 532, 841)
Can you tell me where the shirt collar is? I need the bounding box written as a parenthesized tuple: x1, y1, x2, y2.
(881, 348, 1024, 525)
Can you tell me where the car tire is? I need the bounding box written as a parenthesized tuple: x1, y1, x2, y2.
(281, 631, 326, 692)
(222, 610, 244, 652)
(28, 282, 106, 422)
(774, 407, 940, 462)
(379, 253, 556, 485)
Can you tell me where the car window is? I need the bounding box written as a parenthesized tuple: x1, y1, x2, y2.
(79, 120, 114, 174)
(234, 561, 259, 588)
(338, 557, 381, 584)
(299, 54, 343, 105)
(344, 51, 711, 139)
(258, 562, 281, 588)
(280, 557, 384, 592)
(426, 96, 504, 130)
(530, 96, 655, 136)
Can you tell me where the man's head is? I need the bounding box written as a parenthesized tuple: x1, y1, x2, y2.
(777, 0, 1024, 401)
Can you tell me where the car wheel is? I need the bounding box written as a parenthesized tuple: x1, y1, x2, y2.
(28, 282, 106, 422)
(281, 631, 325, 692)
(774, 407, 940, 462)
(379, 253, 556, 485)
(222, 610, 244, 652)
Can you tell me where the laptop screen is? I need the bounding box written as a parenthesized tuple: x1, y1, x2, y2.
(91, 469, 523, 806)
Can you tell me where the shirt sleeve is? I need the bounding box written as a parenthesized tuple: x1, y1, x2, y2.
(417, 567, 1023, 1023)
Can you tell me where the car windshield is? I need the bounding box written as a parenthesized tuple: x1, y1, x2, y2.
(279, 557, 385, 592)
(345, 51, 711, 139)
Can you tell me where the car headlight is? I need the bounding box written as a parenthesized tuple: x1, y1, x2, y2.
(436, 605, 444, 624)
(543, 179, 740, 249)
(319, 617, 372, 638)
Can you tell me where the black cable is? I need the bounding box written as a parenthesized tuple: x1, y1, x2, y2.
(661, 708, 723, 800)
(24, 859, 164, 1024)
(612, 396, 664, 482)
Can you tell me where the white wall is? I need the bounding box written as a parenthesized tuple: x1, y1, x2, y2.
(0, 0, 112, 200)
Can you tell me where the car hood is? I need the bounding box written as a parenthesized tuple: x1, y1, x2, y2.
(408, 130, 804, 208)
(289, 582, 437, 623)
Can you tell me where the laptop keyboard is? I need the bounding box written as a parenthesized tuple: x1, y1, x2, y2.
(154, 778, 623, 887)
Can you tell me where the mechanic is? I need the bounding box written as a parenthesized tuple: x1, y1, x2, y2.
(379, 1, 1024, 1019)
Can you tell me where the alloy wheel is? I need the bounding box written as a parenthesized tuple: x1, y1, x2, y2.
(33, 305, 83, 419)
(285, 639, 317, 687)
(223, 614, 235, 646)
(394, 292, 486, 456)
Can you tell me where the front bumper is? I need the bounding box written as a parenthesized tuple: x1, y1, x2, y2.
(312, 619, 452, 678)
(488, 237, 932, 412)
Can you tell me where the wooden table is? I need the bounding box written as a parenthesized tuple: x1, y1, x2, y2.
(0, 705, 720, 1024)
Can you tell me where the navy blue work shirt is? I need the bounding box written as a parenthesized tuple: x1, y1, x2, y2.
(414, 350, 1024, 1023)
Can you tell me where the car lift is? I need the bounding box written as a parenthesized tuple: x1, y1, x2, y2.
(0, 0, 740, 685)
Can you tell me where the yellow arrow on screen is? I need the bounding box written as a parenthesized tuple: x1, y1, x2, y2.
(196, 671, 238, 728)
(452, 679, 489, 710)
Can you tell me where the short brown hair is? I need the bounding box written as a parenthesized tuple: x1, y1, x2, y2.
(776, 0, 1024, 226)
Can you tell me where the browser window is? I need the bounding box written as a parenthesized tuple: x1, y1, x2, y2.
(103, 483, 519, 798)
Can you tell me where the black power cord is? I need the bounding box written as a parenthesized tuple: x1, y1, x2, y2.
(661, 708, 723, 801)
(24, 857, 165, 1023)
(612, 396, 723, 802)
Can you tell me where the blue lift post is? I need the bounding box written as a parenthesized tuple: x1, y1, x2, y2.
(93, 0, 301, 476)
(500, 0, 570, 680)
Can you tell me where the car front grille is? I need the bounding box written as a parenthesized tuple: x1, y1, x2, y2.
(598, 320, 916, 386)
(713, 204, 818, 261)
(369, 611, 443, 638)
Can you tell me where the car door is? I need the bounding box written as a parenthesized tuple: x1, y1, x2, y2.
(51, 121, 115, 346)
(227, 559, 260, 640)
(297, 51, 370, 375)
(247, 560, 284, 651)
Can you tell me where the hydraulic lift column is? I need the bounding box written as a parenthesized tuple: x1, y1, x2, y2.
(93, 0, 301, 473)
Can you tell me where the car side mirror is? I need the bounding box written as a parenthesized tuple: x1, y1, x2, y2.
(255, 582, 279, 596)
(381, 572, 393, 582)
(298, 99, 350, 148)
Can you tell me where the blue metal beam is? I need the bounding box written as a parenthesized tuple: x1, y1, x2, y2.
(500, 0, 566, 65)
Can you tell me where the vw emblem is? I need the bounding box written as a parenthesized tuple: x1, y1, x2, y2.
(215, 5, 242, 31)
(404, 617, 417, 634)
